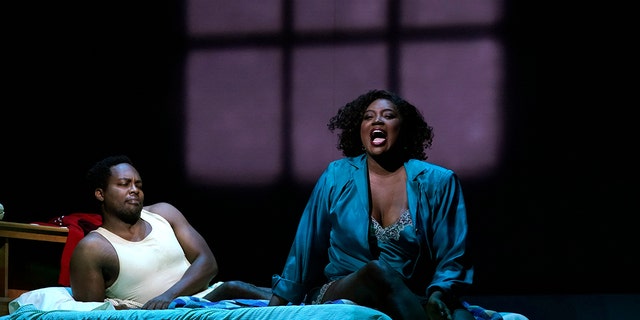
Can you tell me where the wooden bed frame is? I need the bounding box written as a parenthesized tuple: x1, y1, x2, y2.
(0, 221, 68, 315)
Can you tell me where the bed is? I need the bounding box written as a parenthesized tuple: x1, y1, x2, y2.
(2, 215, 528, 320)
(2, 287, 392, 320)
(2, 286, 529, 320)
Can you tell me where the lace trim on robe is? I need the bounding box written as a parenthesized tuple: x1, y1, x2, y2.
(370, 209, 413, 242)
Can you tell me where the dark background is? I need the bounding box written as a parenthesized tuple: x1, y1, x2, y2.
(2, 1, 636, 297)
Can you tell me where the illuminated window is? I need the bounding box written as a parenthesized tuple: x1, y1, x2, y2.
(185, 0, 503, 186)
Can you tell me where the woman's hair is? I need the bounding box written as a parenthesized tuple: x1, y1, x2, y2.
(327, 89, 434, 161)
(86, 155, 134, 190)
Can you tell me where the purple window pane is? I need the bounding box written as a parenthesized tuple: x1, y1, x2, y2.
(185, 49, 282, 186)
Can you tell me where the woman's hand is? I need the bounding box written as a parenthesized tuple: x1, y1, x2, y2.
(425, 291, 452, 320)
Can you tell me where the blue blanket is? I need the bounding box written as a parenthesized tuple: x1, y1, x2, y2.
(2, 286, 528, 320)
(3, 303, 392, 320)
(168, 296, 511, 320)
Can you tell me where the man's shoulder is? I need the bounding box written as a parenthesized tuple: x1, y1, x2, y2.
(74, 230, 111, 253)
(143, 202, 174, 212)
(141, 203, 185, 227)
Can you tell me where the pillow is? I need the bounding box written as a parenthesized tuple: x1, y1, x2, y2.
(8, 287, 114, 313)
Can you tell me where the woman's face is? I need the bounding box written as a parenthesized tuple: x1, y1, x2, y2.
(360, 98, 402, 156)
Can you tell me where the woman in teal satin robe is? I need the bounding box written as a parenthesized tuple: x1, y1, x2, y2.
(269, 89, 475, 320)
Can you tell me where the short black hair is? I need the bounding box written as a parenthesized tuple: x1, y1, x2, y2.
(86, 155, 134, 191)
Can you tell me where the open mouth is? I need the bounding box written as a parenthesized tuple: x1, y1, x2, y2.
(370, 129, 387, 146)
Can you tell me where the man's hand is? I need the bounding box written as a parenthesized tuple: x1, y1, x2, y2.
(142, 293, 175, 310)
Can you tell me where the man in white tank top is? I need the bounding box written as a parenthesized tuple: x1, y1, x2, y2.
(69, 155, 271, 309)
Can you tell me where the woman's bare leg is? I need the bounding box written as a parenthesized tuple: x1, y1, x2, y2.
(319, 260, 427, 320)
(204, 281, 272, 301)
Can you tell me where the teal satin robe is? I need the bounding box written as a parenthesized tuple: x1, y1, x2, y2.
(272, 154, 473, 304)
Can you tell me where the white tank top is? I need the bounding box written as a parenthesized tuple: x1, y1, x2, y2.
(92, 209, 191, 304)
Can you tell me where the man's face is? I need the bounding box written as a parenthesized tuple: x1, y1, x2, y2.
(101, 163, 144, 223)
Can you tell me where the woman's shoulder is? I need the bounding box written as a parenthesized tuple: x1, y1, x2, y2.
(406, 159, 452, 171)
(406, 159, 457, 181)
(324, 156, 361, 170)
(314, 156, 365, 186)
(337, 154, 366, 167)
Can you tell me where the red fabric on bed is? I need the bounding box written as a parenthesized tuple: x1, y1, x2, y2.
(32, 213, 102, 286)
